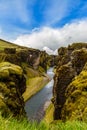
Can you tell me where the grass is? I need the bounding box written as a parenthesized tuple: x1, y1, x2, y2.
(0, 114, 87, 130)
(50, 120, 87, 130)
(0, 115, 48, 130)
(0, 39, 19, 51)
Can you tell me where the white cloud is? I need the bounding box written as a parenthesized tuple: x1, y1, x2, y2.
(14, 19, 87, 50)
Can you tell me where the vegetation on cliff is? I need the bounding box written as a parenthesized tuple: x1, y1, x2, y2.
(0, 39, 52, 118)
(0, 62, 26, 118)
(52, 42, 87, 122)
(62, 63, 87, 122)
(0, 40, 51, 86)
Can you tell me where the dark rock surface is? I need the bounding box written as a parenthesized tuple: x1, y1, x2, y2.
(53, 43, 87, 121)
(0, 47, 54, 72)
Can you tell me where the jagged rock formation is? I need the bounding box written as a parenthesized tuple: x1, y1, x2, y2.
(53, 43, 87, 122)
(0, 39, 55, 72)
(0, 47, 53, 72)
(0, 62, 26, 118)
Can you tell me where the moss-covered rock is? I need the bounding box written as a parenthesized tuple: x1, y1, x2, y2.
(0, 62, 26, 118)
(4, 48, 16, 54)
(68, 43, 87, 50)
(62, 63, 87, 122)
(53, 43, 87, 121)
(71, 48, 87, 74)
(58, 47, 67, 56)
(53, 64, 75, 120)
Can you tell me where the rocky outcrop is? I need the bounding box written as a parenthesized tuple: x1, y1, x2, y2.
(3, 48, 41, 68)
(53, 64, 75, 120)
(61, 63, 87, 122)
(53, 43, 87, 121)
(0, 62, 26, 118)
(0, 47, 53, 72)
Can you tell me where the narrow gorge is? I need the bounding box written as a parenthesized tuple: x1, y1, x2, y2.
(0, 39, 87, 126)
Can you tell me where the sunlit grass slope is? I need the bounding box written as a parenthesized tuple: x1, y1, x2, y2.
(0, 39, 20, 51)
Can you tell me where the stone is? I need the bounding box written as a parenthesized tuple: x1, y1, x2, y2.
(0, 62, 26, 118)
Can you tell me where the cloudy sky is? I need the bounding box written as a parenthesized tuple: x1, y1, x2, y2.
(0, 0, 87, 50)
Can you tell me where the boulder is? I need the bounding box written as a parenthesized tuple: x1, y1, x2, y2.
(0, 62, 26, 118)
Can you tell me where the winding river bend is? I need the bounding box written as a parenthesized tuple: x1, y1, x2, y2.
(25, 68, 54, 121)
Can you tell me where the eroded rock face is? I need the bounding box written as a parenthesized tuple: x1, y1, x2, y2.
(53, 63, 75, 120)
(1, 47, 52, 72)
(0, 62, 26, 118)
(62, 63, 87, 122)
(3, 48, 40, 68)
(53, 43, 87, 121)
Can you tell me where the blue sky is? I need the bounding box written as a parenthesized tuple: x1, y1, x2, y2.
(0, 0, 87, 50)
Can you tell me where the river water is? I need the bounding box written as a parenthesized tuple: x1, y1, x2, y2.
(25, 68, 54, 121)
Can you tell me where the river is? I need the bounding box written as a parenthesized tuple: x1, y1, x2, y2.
(25, 68, 54, 121)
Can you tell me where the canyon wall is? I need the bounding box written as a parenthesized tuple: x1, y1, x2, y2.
(53, 43, 87, 122)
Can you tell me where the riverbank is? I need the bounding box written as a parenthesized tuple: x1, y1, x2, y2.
(23, 75, 50, 102)
(44, 103, 54, 124)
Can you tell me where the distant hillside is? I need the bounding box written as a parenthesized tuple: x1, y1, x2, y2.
(0, 39, 20, 50)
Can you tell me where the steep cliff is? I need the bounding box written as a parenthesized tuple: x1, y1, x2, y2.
(53, 43, 87, 122)
(62, 63, 87, 122)
(0, 39, 53, 118)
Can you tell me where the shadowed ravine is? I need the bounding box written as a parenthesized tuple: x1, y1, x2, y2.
(25, 68, 54, 121)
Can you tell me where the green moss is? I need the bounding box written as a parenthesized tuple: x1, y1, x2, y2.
(22, 63, 40, 78)
(68, 43, 87, 50)
(0, 82, 10, 95)
(58, 47, 67, 55)
(62, 65, 87, 122)
(71, 48, 87, 73)
(38, 66, 45, 73)
(0, 62, 23, 78)
(44, 103, 54, 124)
(0, 53, 6, 62)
